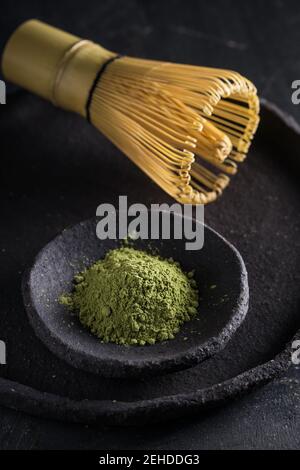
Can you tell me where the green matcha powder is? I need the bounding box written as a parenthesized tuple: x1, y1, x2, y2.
(60, 247, 199, 346)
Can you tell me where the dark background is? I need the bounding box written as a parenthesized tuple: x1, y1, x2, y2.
(0, 0, 300, 450)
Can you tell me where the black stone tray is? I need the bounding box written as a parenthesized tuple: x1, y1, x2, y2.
(0, 94, 299, 425)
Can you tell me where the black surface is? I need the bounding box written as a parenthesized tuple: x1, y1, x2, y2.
(0, 97, 298, 426)
(24, 216, 248, 378)
(0, 0, 300, 449)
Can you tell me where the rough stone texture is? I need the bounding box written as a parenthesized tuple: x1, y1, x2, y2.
(22, 217, 249, 378)
(1, 0, 300, 448)
(0, 92, 299, 424)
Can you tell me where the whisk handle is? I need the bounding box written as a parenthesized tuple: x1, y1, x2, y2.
(2, 19, 116, 117)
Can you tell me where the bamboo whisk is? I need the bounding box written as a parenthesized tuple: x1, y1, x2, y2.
(2, 20, 259, 204)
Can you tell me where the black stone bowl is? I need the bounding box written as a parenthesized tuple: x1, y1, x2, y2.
(22, 213, 248, 378)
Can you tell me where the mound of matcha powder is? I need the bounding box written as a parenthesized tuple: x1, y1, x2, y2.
(60, 247, 199, 346)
